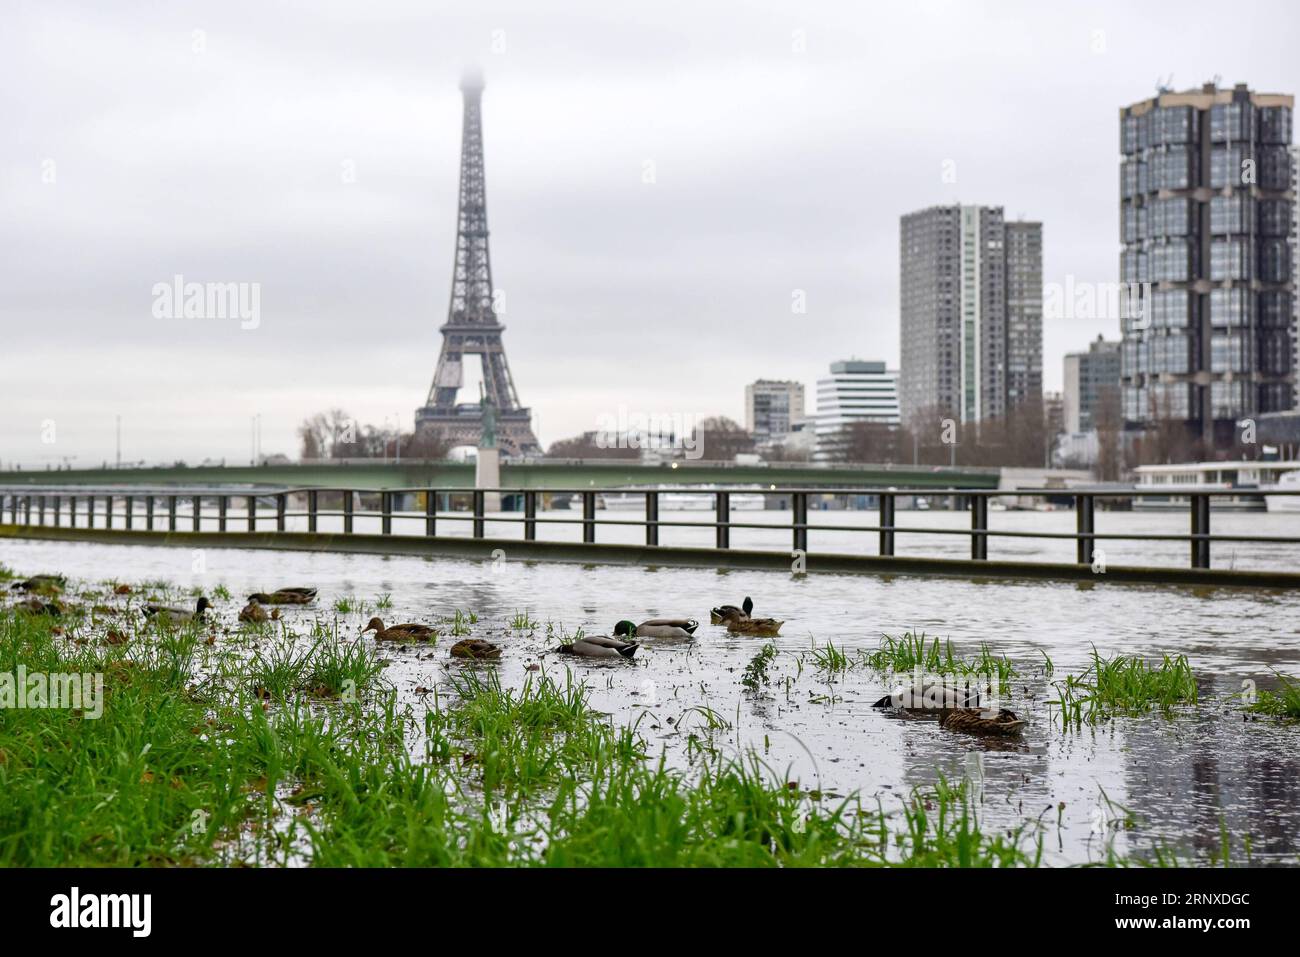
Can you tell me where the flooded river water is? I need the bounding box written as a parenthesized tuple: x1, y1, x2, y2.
(3, 525, 1299, 865)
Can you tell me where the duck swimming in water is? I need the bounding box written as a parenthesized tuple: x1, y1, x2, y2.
(11, 574, 66, 593)
(938, 708, 1026, 737)
(239, 600, 268, 624)
(247, 587, 317, 605)
(449, 639, 502, 660)
(871, 680, 982, 710)
(557, 634, 639, 659)
(361, 617, 436, 642)
(614, 618, 697, 640)
(144, 597, 211, 625)
(711, 597, 783, 637)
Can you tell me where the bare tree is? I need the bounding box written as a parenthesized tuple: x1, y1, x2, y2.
(404, 428, 451, 460)
(545, 432, 639, 459)
(831, 421, 904, 463)
(1134, 392, 1198, 465)
(297, 414, 328, 460)
(763, 439, 811, 462)
(691, 416, 755, 461)
(1093, 386, 1123, 481)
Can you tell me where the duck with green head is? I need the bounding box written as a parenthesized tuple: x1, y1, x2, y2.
(144, 597, 211, 625)
(614, 618, 697, 640)
(557, 634, 638, 659)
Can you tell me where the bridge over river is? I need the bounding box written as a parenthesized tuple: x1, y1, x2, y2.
(0, 459, 1002, 492)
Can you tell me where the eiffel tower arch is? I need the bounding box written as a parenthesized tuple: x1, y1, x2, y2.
(414, 69, 540, 456)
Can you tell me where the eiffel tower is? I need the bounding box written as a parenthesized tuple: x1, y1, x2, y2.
(414, 69, 540, 455)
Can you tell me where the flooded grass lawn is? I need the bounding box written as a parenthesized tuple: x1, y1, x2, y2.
(1, 537, 1298, 866)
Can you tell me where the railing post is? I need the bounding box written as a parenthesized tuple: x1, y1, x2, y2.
(879, 493, 895, 557)
(277, 493, 287, 532)
(192, 495, 201, 532)
(123, 494, 133, 530)
(246, 495, 256, 532)
(424, 490, 436, 537)
(381, 491, 392, 535)
(970, 494, 988, 560)
(792, 492, 808, 554)
(343, 491, 353, 534)
(716, 491, 730, 549)
(473, 491, 485, 538)
(307, 490, 318, 532)
(582, 490, 596, 543)
(217, 496, 226, 532)
(1076, 494, 1095, 565)
(1191, 494, 1211, 569)
(524, 491, 537, 541)
(645, 491, 659, 546)
(168, 495, 177, 531)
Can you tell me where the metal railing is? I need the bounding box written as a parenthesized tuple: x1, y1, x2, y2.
(4, 484, 1300, 572)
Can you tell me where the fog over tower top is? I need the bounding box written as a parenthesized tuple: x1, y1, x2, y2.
(459, 67, 485, 95)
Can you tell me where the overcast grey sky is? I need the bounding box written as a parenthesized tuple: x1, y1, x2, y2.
(2, 0, 1297, 466)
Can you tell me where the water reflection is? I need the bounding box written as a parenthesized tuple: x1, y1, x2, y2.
(2, 535, 1298, 863)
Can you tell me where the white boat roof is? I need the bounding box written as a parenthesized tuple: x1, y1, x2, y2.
(1135, 461, 1300, 474)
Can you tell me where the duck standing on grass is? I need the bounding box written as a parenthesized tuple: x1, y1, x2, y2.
(614, 618, 697, 640)
(557, 634, 639, 659)
(144, 597, 211, 625)
(361, 617, 437, 642)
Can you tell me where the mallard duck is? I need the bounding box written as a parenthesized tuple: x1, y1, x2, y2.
(711, 597, 783, 636)
(938, 708, 1026, 736)
(727, 615, 783, 637)
(709, 599, 750, 625)
(449, 639, 502, 659)
(557, 635, 638, 659)
(238, 600, 268, 624)
(144, 597, 211, 624)
(361, 617, 436, 642)
(872, 681, 982, 710)
(247, 587, 316, 605)
(11, 574, 65, 593)
(614, 618, 698, 640)
(16, 596, 62, 616)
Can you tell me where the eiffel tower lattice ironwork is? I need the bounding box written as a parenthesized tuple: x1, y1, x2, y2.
(414, 70, 540, 455)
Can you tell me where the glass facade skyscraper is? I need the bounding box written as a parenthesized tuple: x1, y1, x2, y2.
(1119, 83, 1295, 444)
